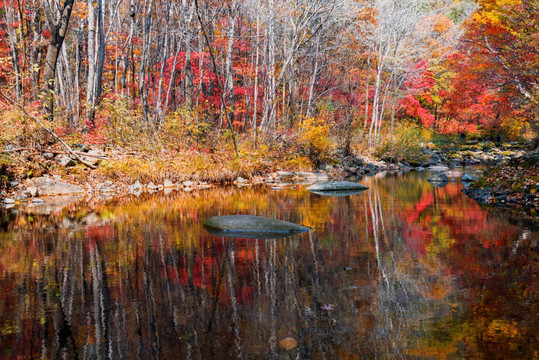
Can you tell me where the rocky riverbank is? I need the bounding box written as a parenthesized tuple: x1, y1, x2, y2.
(0, 141, 534, 211)
(462, 151, 538, 209)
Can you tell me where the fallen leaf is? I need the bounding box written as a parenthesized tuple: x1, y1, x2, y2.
(279, 337, 298, 351)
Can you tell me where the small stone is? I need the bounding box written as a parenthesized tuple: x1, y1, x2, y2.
(183, 180, 195, 188)
(42, 152, 55, 160)
(9, 181, 19, 188)
(87, 149, 105, 157)
(31, 198, 44, 204)
(3, 198, 16, 204)
(428, 165, 450, 171)
(236, 177, 247, 183)
(462, 173, 478, 182)
(73, 144, 87, 152)
(22, 186, 38, 198)
(56, 155, 75, 167)
(147, 182, 158, 190)
(163, 179, 174, 188)
(97, 182, 116, 193)
(131, 180, 142, 190)
(277, 171, 295, 179)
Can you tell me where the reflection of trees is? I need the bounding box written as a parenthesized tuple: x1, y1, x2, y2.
(0, 174, 536, 359)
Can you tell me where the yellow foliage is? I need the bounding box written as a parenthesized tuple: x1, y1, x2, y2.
(500, 117, 529, 141)
(485, 319, 520, 341)
(375, 122, 428, 162)
(298, 117, 332, 165)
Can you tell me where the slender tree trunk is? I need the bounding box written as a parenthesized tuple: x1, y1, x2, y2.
(2, 3, 22, 101)
(364, 41, 372, 130)
(306, 37, 321, 118)
(154, 2, 172, 127)
(86, 0, 97, 125)
(30, 10, 43, 101)
(95, 0, 106, 100)
(140, 0, 154, 124)
(251, 1, 260, 144)
(224, 3, 237, 128)
(40, 0, 76, 122)
(183, 0, 194, 108)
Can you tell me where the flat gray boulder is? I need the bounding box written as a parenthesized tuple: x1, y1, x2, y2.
(204, 215, 311, 239)
(307, 181, 368, 193)
(310, 189, 368, 197)
(27, 177, 85, 196)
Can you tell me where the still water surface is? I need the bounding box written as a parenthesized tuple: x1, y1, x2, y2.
(0, 171, 537, 359)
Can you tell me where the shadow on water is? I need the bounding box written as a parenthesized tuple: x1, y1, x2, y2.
(0, 170, 537, 359)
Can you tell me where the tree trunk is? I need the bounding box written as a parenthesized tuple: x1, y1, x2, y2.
(95, 0, 106, 101)
(224, 3, 237, 128)
(86, 0, 97, 125)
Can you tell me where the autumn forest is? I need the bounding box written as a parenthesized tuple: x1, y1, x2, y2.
(0, 0, 537, 156)
(0, 0, 538, 358)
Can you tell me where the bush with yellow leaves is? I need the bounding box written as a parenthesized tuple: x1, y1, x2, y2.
(298, 117, 332, 166)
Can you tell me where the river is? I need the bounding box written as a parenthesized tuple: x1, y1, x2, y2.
(0, 170, 537, 359)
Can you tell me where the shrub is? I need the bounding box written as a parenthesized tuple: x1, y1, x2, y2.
(375, 122, 426, 162)
(298, 117, 332, 166)
(100, 95, 144, 147)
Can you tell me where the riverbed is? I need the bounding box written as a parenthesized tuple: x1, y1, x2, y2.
(0, 170, 536, 359)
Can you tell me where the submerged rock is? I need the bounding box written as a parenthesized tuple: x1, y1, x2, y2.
(307, 181, 368, 193)
(203, 215, 311, 239)
(428, 173, 449, 186)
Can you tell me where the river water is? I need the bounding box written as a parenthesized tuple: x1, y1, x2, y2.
(0, 170, 537, 359)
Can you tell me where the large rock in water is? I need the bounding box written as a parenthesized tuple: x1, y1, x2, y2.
(307, 181, 368, 194)
(428, 173, 448, 187)
(203, 215, 311, 239)
(27, 177, 85, 196)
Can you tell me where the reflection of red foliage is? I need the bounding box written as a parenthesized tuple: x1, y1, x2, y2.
(85, 225, 115, 250)
(406, 192, 434, 224)
(168, 237, 261, 307)
(403, 224, 432, 256)
(400, 182, 518, 260)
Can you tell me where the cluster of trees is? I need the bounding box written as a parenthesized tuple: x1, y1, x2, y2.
(0, 0, 536, 148)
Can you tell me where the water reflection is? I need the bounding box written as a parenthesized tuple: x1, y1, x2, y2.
(0, 171, 537, 359)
